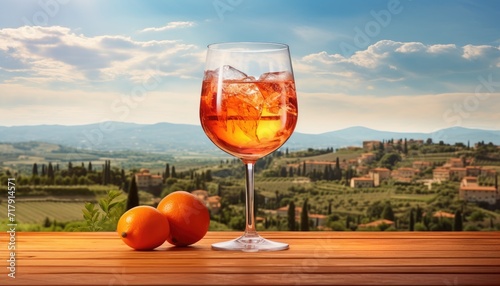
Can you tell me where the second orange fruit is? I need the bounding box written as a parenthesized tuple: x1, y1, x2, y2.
(157, 191, 210, 246)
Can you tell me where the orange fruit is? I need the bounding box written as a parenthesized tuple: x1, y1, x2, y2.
(117, 206, 170, 250)
(157, 191, 210, 246)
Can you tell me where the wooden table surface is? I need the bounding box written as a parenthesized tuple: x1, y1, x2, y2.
(1, 231, 500, 285)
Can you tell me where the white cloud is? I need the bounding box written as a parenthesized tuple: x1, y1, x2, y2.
(2, 35, 499, 134)
(0, 26, 202, 87)
(139, 21, 195, 33)
(295, 40, 500, 95)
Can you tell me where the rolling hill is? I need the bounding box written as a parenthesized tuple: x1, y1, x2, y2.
(1, 122, 499, 153)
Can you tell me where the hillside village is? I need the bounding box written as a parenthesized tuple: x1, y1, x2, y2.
(348, 141, 499, 206)
(131, 138, 499, 231)
(1, 138, 499, 232)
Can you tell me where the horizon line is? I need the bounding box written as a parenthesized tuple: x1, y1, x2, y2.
(1, 121, 499, 134)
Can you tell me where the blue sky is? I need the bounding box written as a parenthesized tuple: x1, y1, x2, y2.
(1, 0, 499, 134)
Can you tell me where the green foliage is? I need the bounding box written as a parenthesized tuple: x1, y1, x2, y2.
(228, 215, 245, 231)
(379, 153, 402, 169)
(81, 190, 125, 231)
(454, 210, 463, 231)
(468, 210, 486, 222)
(300, 199, 309, 231)
(329, 221, 346, 231)
(381, 202, 395, 221)
(414, 222, 427, 231)
(2, 138, 499, 233)
(126, 176, 139, 210)
(409, 209, 415, 231)
(366, 201, 385, 219)
(288, 201, 296, 231)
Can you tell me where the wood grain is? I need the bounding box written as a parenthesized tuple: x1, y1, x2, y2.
(1, 231, 499, 285)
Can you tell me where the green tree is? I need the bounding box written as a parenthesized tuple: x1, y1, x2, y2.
(32, 163, 38, 176)
(41, 164, 46, 176)
(379, 153, 402, 169)
(47, 162, 55, 184)
(367, 201, 385, 219)
(126, 176, 139, 210)
(280, 166, 287, 177)
(164, 163, 170, 179)
(300, 199, 309, 231)
(287, 201, 296, 231)
(345, 215, 351, 229)
(381, 202, 395, 221)
(469, 210, 485, 222)
(415, 205, 423, 223)
(414, 222, 427, 231)
(333, 157, 342, 180)
(409, 208, 415, 231)
(454, 210, 463, 231)
(171, 166, 177, 178)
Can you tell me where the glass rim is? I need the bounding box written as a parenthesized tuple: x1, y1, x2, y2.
(207, 42, 289, 52)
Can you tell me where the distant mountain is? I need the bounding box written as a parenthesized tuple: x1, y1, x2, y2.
(306, 126, 500, 148)
(0, 122, 499, 153)
(0, 122, 214, 153)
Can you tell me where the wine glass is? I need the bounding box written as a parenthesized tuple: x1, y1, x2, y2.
(199, 42, 298, 251)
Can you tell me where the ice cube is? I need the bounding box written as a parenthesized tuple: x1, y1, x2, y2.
(204, 69, 218, 81)
(258, 71, 293, 81)
(221, 65, 249, 80)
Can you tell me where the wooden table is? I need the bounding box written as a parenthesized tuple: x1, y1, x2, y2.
(2, 231, 500, 285)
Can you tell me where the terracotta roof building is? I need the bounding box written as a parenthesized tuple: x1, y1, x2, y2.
(459, 177, 499, 205)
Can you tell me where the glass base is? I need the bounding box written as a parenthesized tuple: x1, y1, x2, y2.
(212, 233, 289, 252)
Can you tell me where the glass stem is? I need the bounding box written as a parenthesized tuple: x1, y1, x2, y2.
(244, 162, 257, 236)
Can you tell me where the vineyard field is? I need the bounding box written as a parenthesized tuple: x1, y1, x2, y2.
(0, 201, 87, 224)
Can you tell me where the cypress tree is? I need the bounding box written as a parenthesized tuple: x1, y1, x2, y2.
(126, 176, 139, 210)
(164, 163, 170, 179)
(88, 162, 93, 172)
(415, 205, 423, 223)
(323, 165, 330, 180)
(454, 210, 463, 231)
(101, 163, 106, 185)
(409, 208, 415, 231)
(280, 166, 287, 177)
(106, 160, 111, 185)
(334, 157, 342, 180)
(300, 199, 309, 231)
(381, 202, 395, 221)
(287, 201, 296, 231)
(171, 166, 176, 178)
(32, 163, 38, 176)
(41, 164, 46, 176)
(47, 162, 54, 183)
